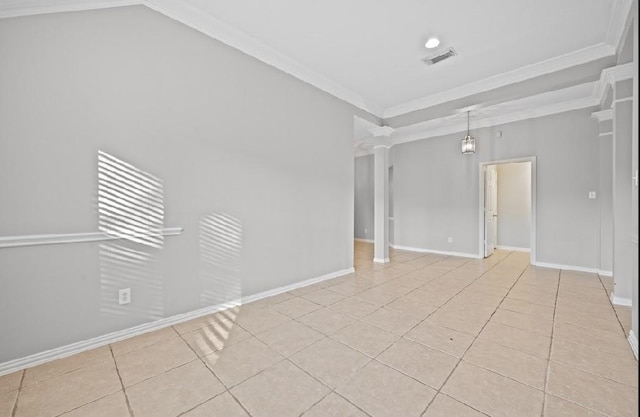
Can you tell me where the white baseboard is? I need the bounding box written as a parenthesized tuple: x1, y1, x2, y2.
(598, 270, 613, 277)
(532, 261, 600, 274)
(610, 293, 633, 307)
(373, 257, 390, 263)
(496, 245, 530, 252)
(0, 267, 354, 377)
(391, 244, 482, 259)
(628, 330, 638, 360)
(354, 238, 374, 243)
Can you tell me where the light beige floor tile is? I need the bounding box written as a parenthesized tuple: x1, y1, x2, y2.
(384, 297, 437, 320)
(111, 327, 178, 357)
(491, 308, 553, 336)
(478, 322, 551, 359)
(127, 360, 224, 417)
(440, 300, 496, 320)
(256, 320, 324, 357)
(288, 285, 323, 297)
(455, 290, 504, 307)
(325, 281, 371, 297)
(181, 322, 251, 357)
(16, 359, 121, 417)
(116, 336, 196, 387)
(332, 321, 399, 357)
(231, 361, 329, 417)
(423, 394, 487, 417)
(202, 337, 283, 387)
(270, 297, 322, 318)
(245, 292, 295, 309)
(463, 339, 547, 389)
(405, 321, 474, 358)
(376, 338, 458, 390)
(61, 390, 129, 417)
(234, 306, 290, 334)
(302, 393, 368, 417)
(0, 371, 22, 395)
(544, 394, 608, 417)
(23, 346, 113, 387)
(337, 360, 435, 417)
(442, 361, 543, 417)
(173, 309, 239, 334)
(354, 288, 399, 306)
(0, 390, 17, 417)
(547, 362, 638, 417)
(426, 311, 487, 336)
(374, 282, 415, 296)
(361, 307, 421, 335)
(554, 308, 624, 335)
(500, 298, 555, 319)
(404, 288, 455, 306)
(182, 392, 249, 417)
(507, 291, 556, 307)
(302, 289, 345, 306)
(553, 322, 634, 357)
(551, 339, 638, 387)
(328, 297, 379, 318)
(296, 308, 355, 335)
(290, 338, 370, 389)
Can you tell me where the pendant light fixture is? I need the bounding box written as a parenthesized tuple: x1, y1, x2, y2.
(461, 110, 476, 155)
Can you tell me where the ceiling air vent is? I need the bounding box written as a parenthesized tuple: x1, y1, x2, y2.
(422, 47, 457, 65)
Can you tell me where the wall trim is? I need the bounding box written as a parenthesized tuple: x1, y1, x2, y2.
(592, 108, 614, 121)
(496, 245, 531, 252)
(373, 257, 390, 263)
(598, 270, 613, 277)
(0, 227, 183, 249)
(606, 0, 634, 52)
(390, 244, 482, 259)
(611, 293, 633, 306)
(383, 43, 614, 119)
(0, 266, 354, 377)
(629, 330, 639, 360)
(532, 261, 601, 274)
(594, 62, 635, 106)
(354, 238, 374, 243)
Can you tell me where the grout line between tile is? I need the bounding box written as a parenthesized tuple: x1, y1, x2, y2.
(9, 370, 24, 417)
(109, 345, 135, 417)
(539, 267, 562, 417)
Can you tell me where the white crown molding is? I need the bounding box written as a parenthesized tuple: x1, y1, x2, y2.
(606, 0, 634, 52)
(392, 96, 598, 147)
(369, 126, 395, 137)
(592, 109, 614, 121)
(0, 0, 139, 18)
(594, 62, 634, 106)
(383, 43, 615, 119)
(0, 266, 354, 377)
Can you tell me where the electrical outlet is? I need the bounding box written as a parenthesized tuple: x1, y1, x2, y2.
(447, 237, 453, 243)
(364, 228, 368, 234)
(588, 191, 597, 199)
(118, 288, 131, 305)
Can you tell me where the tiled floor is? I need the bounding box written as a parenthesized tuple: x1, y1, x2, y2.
(1, 242, 638, 417)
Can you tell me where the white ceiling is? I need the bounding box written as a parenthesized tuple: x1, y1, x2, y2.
(0, 0, 629, 119)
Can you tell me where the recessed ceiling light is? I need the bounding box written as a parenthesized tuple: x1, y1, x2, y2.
(425, 37, 440, 49)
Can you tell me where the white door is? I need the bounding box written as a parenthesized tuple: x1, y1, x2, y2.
(484, 165, 498, 257)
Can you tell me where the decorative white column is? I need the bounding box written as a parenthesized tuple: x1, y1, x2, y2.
(612, 78, 634, 305)
(592, 109, 614, 275)
(370, 126, 394, 263)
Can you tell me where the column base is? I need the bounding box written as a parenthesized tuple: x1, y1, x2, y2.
(373, 257, 390, 263)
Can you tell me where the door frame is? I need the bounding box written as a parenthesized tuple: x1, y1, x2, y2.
(477, 156, 537, 264)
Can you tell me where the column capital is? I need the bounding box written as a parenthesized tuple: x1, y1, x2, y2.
(369, 126, 395, 149)
(592, 109, 613, 122)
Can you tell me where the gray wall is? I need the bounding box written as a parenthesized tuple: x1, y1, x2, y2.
(393, 108, 601, 266)
(354, 155, 374, 240)
(496, 162, 531, 249)
(599, 135, 614, 272)
(0, 6, 366, 363)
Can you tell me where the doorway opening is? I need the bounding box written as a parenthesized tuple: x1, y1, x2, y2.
(478, 157, 536, 264)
